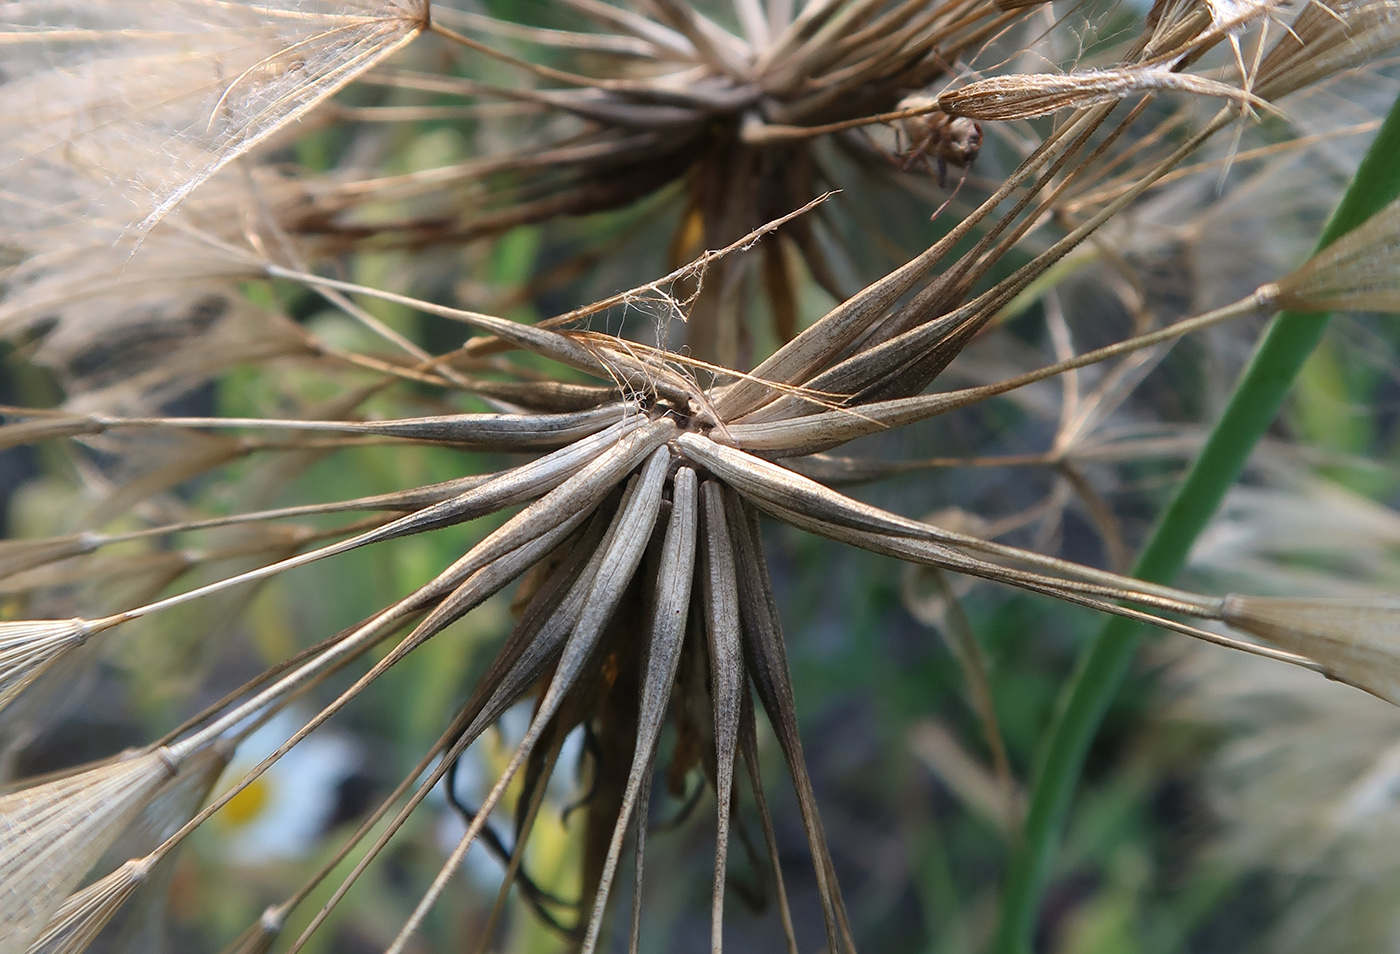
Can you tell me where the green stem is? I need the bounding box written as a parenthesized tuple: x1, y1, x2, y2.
(992, 94, 1400, 954)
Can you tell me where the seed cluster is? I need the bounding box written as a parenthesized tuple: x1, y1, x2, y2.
(0, 1, 1398, 953)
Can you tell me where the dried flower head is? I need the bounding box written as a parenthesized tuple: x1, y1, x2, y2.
(0, 0, 1397, 952)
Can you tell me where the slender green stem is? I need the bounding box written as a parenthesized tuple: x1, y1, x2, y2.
(993, 94, 1400, 954)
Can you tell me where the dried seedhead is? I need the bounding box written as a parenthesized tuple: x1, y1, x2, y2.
(0, 1, 1396, 953)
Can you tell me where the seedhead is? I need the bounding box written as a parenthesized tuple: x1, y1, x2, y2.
(0, 0, 1397, 952)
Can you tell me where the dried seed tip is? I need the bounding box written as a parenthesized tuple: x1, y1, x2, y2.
(1222, 595, 1400, 704)
(0, 748, 177, 950)
(0, 535, 100, 579)
(937, 65, 1269, 121)
(222, 907, 285, 954)
(0, 414, 106, 451)
(1255, 0, 1400, 102)
(1270, 196, 1400, 313)
(0, 619, 92, 712)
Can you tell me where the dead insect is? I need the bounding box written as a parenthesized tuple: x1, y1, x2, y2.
(891, 93, 983, 188)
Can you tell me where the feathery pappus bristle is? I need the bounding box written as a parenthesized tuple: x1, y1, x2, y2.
(1254, 0, 1400, 101)
(1223, 596, 1400, 703)
(26, 743, 231, 954)
(0, 748, 178, 950)
(0, 619, 95, 711)
(0, 0, 430, 231)
(1266, 196, 1400, 313)
(25, 857, 153, 954)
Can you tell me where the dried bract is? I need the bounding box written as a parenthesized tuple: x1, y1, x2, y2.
(939, 65, 1266, 121)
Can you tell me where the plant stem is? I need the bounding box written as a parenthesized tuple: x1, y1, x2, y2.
(992, 93, 1400, 954)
